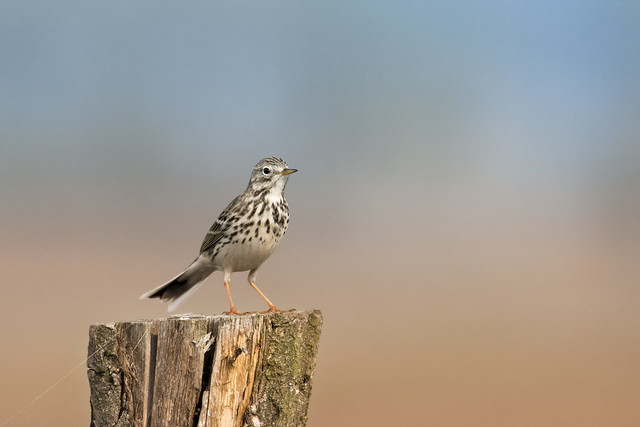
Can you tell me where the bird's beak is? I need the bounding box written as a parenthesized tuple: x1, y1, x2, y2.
(280, 168, 298, 175)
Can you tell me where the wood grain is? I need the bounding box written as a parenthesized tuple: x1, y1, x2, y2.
(87, 310, 322, 427)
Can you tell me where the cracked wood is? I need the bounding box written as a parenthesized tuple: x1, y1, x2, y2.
(87, 310, 322, 427)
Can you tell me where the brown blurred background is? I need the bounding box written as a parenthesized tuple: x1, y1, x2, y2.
(2, 2, 640, 426)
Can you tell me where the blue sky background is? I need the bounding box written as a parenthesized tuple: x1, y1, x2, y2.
(1, 1, 640, 425)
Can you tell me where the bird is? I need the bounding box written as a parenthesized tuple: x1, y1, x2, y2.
(140, 156, 297, 314)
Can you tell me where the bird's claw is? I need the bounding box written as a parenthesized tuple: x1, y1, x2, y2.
(259, 306, 296, 314)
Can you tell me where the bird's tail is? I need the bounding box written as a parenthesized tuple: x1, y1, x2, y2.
(140, 256, 214, 312)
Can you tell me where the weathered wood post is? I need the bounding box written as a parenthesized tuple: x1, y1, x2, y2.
(87, 310, 322, 427)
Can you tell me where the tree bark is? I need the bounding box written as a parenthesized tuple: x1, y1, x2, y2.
(87, 310, 322, 427)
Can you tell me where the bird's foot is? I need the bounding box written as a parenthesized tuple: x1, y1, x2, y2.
(223, 307, 244, 316)
(260, 305, 296, 314)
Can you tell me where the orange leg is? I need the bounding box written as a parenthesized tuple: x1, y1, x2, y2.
(223, 281, 243, 315)
(249, 281, 294, 313)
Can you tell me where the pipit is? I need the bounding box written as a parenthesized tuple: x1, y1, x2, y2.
(140, 157, 297, 314)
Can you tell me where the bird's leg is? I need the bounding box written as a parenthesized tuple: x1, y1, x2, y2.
(249, 281, 280, 313)
(223, 281, 242, 315)
(248, 281, 278, 311)
(248, 281, 294, 313)
(247, 269, 294, 313)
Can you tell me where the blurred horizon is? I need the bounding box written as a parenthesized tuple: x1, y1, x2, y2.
(2, 1, 640, 426)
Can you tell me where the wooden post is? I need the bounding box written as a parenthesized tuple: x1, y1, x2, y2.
(87, 310, 322, 427)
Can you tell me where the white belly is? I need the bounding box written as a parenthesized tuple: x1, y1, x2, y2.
(214, 237, 280, 272)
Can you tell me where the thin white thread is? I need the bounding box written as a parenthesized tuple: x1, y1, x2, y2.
(0, 326, 149, 426)
(130, 328, 148, 353)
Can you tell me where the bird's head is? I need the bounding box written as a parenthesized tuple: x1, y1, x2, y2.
(247, 157, 297, 194)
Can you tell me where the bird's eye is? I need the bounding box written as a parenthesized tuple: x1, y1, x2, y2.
(262, 167, 271, 175)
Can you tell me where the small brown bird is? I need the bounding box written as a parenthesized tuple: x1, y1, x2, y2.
(140, 157, 297, 314)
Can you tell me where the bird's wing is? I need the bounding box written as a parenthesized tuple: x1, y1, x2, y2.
(199, 194, 243, 254)
(199, 221, 224, 253)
